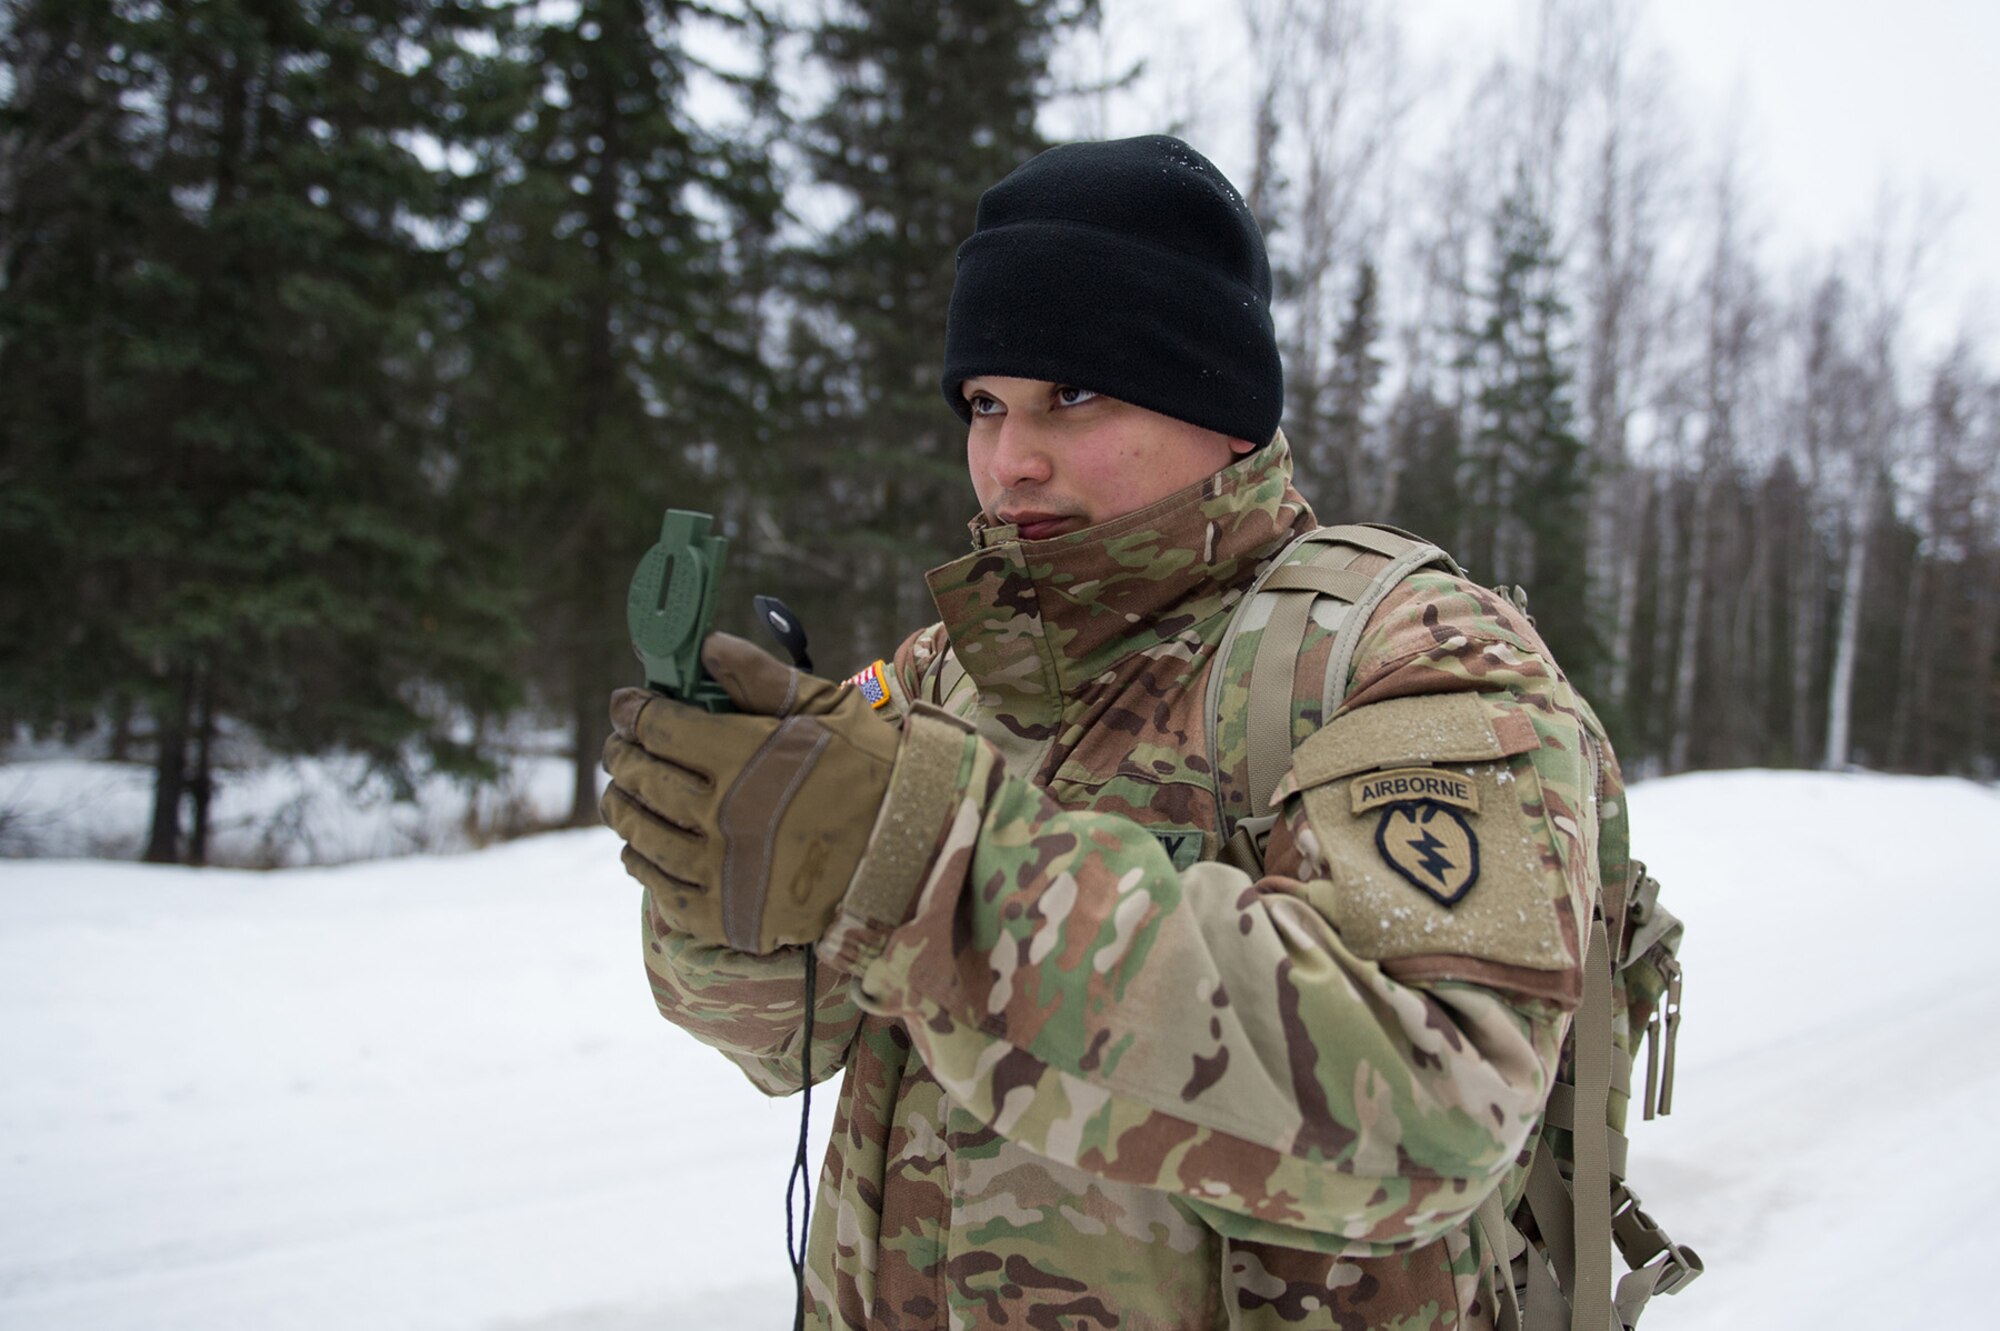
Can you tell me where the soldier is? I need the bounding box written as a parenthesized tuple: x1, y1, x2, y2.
(600, 135, 1623, 1329)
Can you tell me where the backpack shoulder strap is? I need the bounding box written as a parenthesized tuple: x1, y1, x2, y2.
(1482, 862, 1702, 1331)
(1207, 532, 1704, 1330)
(929, 647, 977, 718)
(1206, 523, 1461, 828)
(1317, 526, 1466, 726)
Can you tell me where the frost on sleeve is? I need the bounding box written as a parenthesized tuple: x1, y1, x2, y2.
(817, 573, 1597, 1253)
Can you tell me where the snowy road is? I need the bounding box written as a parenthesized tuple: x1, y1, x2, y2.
(2, 771, 1992, 1329)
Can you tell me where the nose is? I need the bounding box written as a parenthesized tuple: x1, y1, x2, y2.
(985, 414, 1054, 491)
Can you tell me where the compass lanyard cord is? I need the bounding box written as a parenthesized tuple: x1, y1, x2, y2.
(786, 950, 817, 1331)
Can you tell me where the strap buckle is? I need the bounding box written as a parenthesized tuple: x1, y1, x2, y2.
(1611, 1186, 1704, 1318)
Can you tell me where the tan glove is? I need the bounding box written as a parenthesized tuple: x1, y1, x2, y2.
(600, 633, 910, 955)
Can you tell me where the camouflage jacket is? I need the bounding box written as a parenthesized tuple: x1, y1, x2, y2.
(643, 436, 1620, 1329)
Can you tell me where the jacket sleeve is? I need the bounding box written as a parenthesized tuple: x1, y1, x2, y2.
(817, 574, 1601, 1256)
(642, 900, 864, 1096)
(640, 627, 960, 1095)
(637, 627, 950, 1093)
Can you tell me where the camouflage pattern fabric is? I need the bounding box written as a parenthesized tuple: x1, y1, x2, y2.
(640, 436, 1623, 1329)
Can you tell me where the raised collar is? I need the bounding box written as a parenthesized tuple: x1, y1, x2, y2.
(925, 431, 1315, 729)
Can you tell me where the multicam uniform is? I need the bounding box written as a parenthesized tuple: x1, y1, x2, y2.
(644, 437, 1623, 1329)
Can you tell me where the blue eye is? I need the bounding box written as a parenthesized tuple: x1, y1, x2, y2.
(1054, 386, 1098, 408)
(967, 393, 1003, 417)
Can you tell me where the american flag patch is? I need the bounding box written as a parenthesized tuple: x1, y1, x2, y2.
(845, 660, 891, 710)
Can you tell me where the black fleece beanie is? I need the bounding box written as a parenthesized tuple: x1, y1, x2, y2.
(940, 135, 1283, 446)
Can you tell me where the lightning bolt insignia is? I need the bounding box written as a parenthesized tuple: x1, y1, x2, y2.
(1406, 826, 1455, 882)
(1375, 800, 1482, 907)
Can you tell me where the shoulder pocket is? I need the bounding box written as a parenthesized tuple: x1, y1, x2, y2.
(1292, 693, 1541, 785)
(1289, 693, 1577, 976)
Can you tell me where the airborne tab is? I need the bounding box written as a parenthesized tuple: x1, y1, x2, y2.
(1351, 766, 1480, 815)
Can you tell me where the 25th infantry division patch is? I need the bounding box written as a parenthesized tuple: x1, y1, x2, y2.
(1375, 798, 1481, 907)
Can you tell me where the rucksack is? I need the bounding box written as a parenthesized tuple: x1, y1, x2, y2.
(1208, 522, 1702, 1331)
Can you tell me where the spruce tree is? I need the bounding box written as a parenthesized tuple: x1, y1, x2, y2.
(1463, 173, 1597, 688)
(1384, 382, 1465, 547)
(1319, 258, 1383, 518)
(1, 0, 150, 750)
(775, 0, 1085, 671)
(2, 0, 521, 862)
(457, 0, 780, 822)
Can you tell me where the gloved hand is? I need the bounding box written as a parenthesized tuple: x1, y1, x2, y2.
(601, 633, 920, 955)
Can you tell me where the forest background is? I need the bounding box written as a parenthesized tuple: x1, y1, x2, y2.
(4, 0, 1996, 865)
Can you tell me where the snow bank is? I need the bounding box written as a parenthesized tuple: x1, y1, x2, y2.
(0, 750, 580, 867)
(1619, 770, 2000, 1331)
(1, 769, 1993, 1329)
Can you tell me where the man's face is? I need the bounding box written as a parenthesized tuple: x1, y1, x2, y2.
(962, 376, 1257, 541)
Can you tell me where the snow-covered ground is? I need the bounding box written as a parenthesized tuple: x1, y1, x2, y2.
(1, 769, 1992, 1329)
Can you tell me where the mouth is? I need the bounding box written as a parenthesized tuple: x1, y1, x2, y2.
(999, 511, 1083, 541)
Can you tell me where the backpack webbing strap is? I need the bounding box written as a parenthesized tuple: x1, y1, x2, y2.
(1520, 915, 1615, 1331)
(922, 646, 979, 723)
(1622, 870, 1676, 966)
(1527, 908, 1703, 1330)
(1569, 915, 1616, 1330)
(1228, 524, 1459, 819)
(1621, 867, 1686, 1122)
(1245, 543, 1371, 816)
(1638, 964, 1684, 1121)
(1539, 1087, 1630, 1181)
(1319, 535, 1463, 722)
(1524, 1221, 1565, 1331)
(1258, 563, 1380, 600)
(1475, 1189, 1523, 1331)
(1508, 915, 1699, 1331)
(1384, 992, 1700, 1331)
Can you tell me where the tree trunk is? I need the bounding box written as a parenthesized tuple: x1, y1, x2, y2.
(564, 627, 600, 823)
(109, 695, 135, 763)
(1667, 473, 1711, 772)
(1962, 546, 1999, 774)
(1606, 479, 1644, 714)
(1730, 497, 1769, 765)
(1823, 503, 1870, 769)
(1886, 554, 1929, 769)
(1789, 534, 1820, 768)
(143, 666, 192, 863)
(188, 665, 216, 866)
(572, 679, 592, 823)
(1646, 471, 1681, 761)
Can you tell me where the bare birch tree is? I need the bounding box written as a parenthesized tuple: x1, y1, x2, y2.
(1570, 0, 1680, 718)
(1823, 190, 1948, 767)
(1962, 376, 2000, 774)
(1664, 142, 1761, 769)
(1239, 0, 1408, 511)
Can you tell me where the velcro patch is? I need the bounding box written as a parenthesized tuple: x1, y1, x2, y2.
(1375, 802, 1481, 907)
(1150, 827, 1207, 871)
(1351, 767, 1479, 815)
(1291, 693, 1572, 973)
(845, 660, 891, 710)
